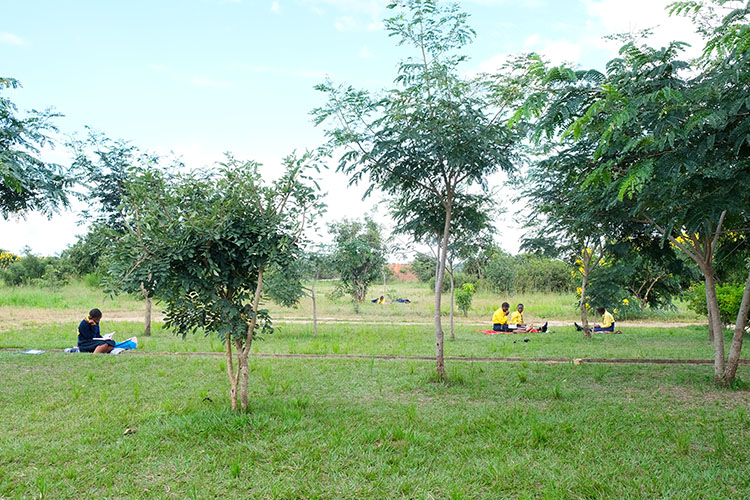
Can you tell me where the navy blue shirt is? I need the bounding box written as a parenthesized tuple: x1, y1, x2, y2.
(78, 318, 100, 343)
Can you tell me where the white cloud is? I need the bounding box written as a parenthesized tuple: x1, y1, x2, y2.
(359, 45, 372, 58)
(523, 33, 539, 48)
(270, 1, 281, 14)
(538, 40, 582, 66)
(0, 32, 24, 46)
(190, 76, 235, 88)
(583, 0, 703, 58)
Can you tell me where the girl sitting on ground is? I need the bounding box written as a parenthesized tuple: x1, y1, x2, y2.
(77, 308, 115, 353)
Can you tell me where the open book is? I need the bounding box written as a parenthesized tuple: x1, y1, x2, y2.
(93, 332, 115, 340)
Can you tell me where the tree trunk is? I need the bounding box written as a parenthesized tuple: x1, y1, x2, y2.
(141, 283, 152, 336)
(449, 267, 455, 342)
(383, 268, 387, 297)
(226, 339, 239, 411)
(579, 262, 591, 339)
(433, 203, 452, 381)
(723, 269, 750, 384)
(312, 273, 318, 339)
(703, 269, 726, 383)
(239, 267, 264, 412)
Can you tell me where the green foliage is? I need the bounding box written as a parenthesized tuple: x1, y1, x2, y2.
(113, 152, 324, 347)
(58, 227, 111, 278)
(513, 255, 572, 294)
(329, 218, 387, 304)
(0, 77, 73, 218)
(0, 248, 47, 286)
(411, 253, 436, 282)
(686, 282, 750, 326)
(455, 282, 475, 316)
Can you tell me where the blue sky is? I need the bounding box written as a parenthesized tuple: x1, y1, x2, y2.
(1, 0, 699, 256)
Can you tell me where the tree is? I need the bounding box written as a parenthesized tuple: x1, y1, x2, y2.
(328, 218, 387, 311)
(313, 0, 521, 379)
(71, 133, 161, 335)
(122, 153, 323, 411)
(0, 77, 72, 218)
(265, 246, 334, 338)
(519, 0, 750, 383)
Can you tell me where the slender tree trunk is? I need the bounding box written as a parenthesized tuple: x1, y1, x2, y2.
(238, 268, 264, 411)
(383, 268, 387, 297)
(703, 269, 726, 383)
(579, 261, 591, 338)
(141, 283, 152, 336)
(312, 273, 319, 339)
(449, 267, 455, 342)
(433, 203, 452, 381)
(724, 269, 750, 384)
(226, 339, 239, 411)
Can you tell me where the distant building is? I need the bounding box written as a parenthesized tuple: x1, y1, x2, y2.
(388, 263, 418, 282)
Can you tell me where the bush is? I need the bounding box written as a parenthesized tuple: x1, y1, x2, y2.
(455, 283, 475, 316)
(514, 256, 574, 293)
(686, 282, 748, 326)
(0, 249, 46, 286)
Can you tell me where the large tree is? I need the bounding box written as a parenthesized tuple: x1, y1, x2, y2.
(519, 0, 750, 383)
(121, 154, 324, 410)
(0, 78, 72, 218)
(313, 0, 522, 380)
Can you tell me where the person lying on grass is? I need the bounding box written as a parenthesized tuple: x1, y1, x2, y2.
(77, 308, 114, 353)
(575, 306, 621, 334)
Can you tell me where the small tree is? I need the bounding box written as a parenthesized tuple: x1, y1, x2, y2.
(328, 218, 387, 311)
(1, 77, 72, 218)
(72, 133, 161, 335)
(314, 1, 522, 378)
(123, 153, 323, 411)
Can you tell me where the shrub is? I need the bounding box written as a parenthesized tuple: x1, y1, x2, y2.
(455, 283, 475, 316)
(686, 282, 748, 326)
(0, 249, 46, 286)
(514, 256, 574, 293)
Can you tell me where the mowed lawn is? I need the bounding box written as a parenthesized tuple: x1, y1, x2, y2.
(1, 320, 742, 362)
(1, 352, 749, 499)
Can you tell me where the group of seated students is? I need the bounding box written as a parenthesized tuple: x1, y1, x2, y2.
(492, 302, 548, 333)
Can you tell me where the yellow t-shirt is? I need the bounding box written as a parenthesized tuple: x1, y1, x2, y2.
(492, 308, 509, 325)
(510, 311, 524, 325)
(601, 311, 614, 328)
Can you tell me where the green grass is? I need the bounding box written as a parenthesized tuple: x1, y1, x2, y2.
(2, 320, 742, 362)
(0, 281, 144, 311)
(0, 279, 703, 324)
(0, 352, 748, 498)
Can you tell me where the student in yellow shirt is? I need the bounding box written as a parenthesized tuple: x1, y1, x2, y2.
(594, 306, 615, 333)
(509, 303, 548, 333)
(492, 302, 511, 331)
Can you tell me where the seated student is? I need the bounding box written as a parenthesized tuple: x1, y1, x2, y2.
(575, 307, 618, 333)
(77, 308, 115, 353)
(594, 306, 615, 333)
(492, 302, 511, 331)
(510, 303, 548, 333)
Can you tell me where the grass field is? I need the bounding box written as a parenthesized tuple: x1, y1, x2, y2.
(1, 280, 748, 498)
(1, 353, 748, 499)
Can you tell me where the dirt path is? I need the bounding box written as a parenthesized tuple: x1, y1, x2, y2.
(4, 347, 744, 366)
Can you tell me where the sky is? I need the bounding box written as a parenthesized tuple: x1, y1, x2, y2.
(0, 0, 702, 257)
